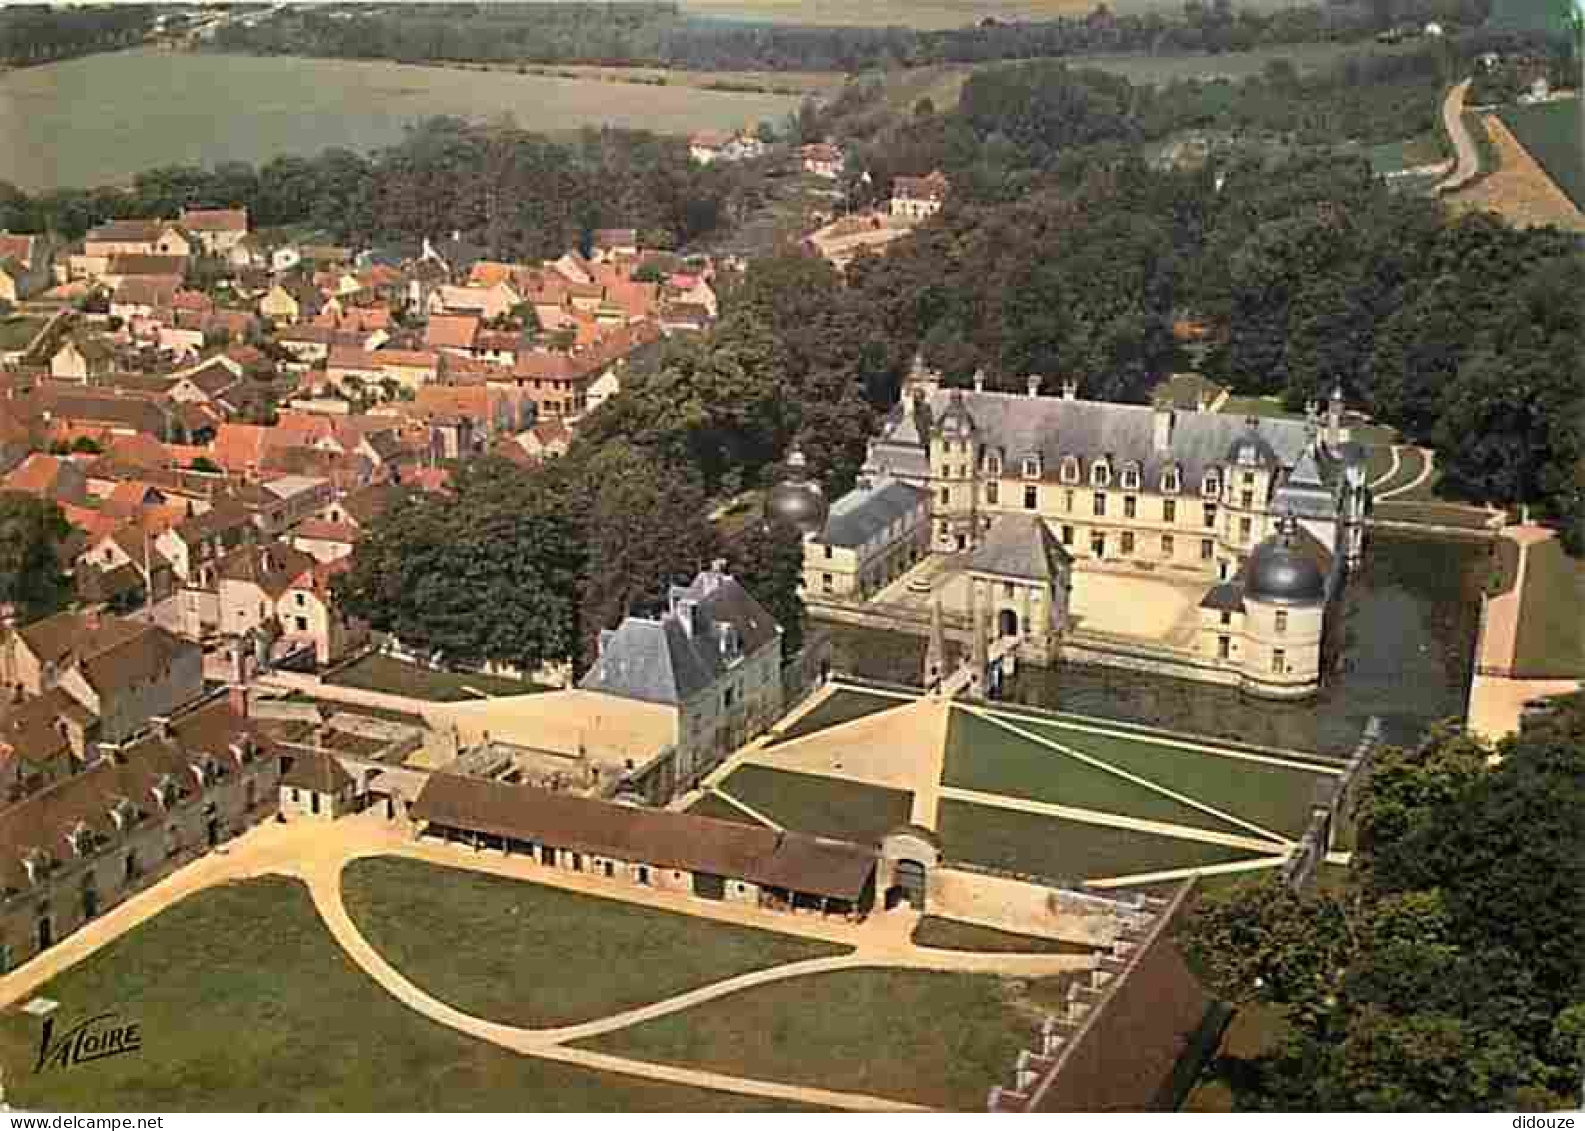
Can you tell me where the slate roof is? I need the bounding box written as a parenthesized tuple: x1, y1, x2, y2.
(968, 515, 1071, 581)
(1198, 578, 1247, 613)
(411, 775, 878, 900)
(282, 748, 355, 794)
(580, 565, 780, 706)
(819, 477, 929, 549)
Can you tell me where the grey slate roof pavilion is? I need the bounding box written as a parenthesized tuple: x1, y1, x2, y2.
(969, 515, 1072, 581)
(580, 561, 781, 706)
(819, 478, 930, 549)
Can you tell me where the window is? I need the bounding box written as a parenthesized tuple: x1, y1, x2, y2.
(1162, 468, 1181, 494)
(1061, 525, 1074, 546)
(985, 481, 999, 505)
(1093, 492, 1107, 517)
(1023, 485, 1037, 510)
(1163, 499, 1177, 523)
(1091, 461, 1111, 487)
(1220, 610, 1232, 626)
(1203, 473, 1221, 497)
(939, 487, 950, 506)
(1060, 457, 1079, 484)
(1161, 534, 1174, 557)
(1121, 531, 1135, 555)
(1272, 648, 1286, 674)
(1203, 503, 1217, 529)
(1003, 581, 1015, 599)
(724, 686, 735, 709)
(821, 573, 833, 593)
(1121, 465, 1140, 489)
(823, 545, 832, 559)
(1091, 533, 1106, 558)
(1239, 517, 1252, 542)
(290, 788, 299, 802)
(1218, 635, 1231, 659)
(1024, 457, 1043, 479)
(1243, 471, 1255, 486)
(1275, 610, 1288, 634)
(1241, 489, 1254, 509)
(637, 865, 651, 886)
(987, 453, 1002, 475)
(1200, 538, 1214, 561)
(295, 592, 305, 606)
(295, 616, 308, 632)
(1124, 495, 1137, 519)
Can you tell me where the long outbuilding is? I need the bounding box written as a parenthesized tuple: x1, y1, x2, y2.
(409, 774, 879, 916)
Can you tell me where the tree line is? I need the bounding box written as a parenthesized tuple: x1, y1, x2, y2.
(0, 118, 749, 261)
(205, 0, 1502, 73)
(1185, 695, 1585, 1109)
(0, 4, 155, 66)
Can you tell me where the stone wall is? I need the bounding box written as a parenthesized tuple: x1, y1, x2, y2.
(930, 867, 1138, 948)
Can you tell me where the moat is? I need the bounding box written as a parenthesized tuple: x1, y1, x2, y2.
(819, 531, 1492, 757)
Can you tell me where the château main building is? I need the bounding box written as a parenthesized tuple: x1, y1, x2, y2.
(790, 361, 1372, 699)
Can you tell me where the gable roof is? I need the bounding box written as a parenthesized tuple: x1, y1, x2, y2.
(819, 477, 928, 549)
(282, 748, 355, 794)
(179, 208, 248, 233)
(424, 314, 480, 351)
(968, 514, 1072, 581)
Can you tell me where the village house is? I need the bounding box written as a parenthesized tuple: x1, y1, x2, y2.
(0, 695, 280, 972)
(689, 131, 765, 165)
(109, 276, 181, 323)
(423, 313, 481, 358)
(278, 747, 357, 821)
(215, 540, 317, 640)
(0, 689, 95, 802)
(48, 338, 115, 384)
(177, 208, 249, 256)
(801, 142, 846, 180)
(82, 219, 192, 262)
(101, 255, 188, 290)
(276, 558, 367, 665)
(3, 455, 89, 506)
(258, 279, 325, 325)
(580, 561, 784, 796)
(0, 232, 53, 301)
(590, 229, 639, 262)
(891, 171, 951, 221)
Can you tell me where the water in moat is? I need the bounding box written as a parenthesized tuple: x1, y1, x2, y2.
(820, 532, 1494, 757)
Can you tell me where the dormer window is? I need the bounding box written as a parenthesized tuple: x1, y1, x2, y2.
(1023, 456, 1043, 480)
(1202, 471, 1221, 497)
(65, 821, 92, 857)
(108, 797, 138, 832)
(151, 774, 179, 809)
(1121, 463, 1141, 490)
(1091, 460, 1111, 488)
(986, 452, 1002, 476)
(1161, 466, 1181, 493)
(1059, 457, 1079, 484)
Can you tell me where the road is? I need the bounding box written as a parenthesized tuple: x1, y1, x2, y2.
(1435, 78, 1480, 194)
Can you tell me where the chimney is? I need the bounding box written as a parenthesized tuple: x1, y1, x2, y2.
(1026, 375, 1041, 399)
(1153, 403, 1175, 453)
(1197, 389, 1213, 414)
(228, 684, 249, 720)
(1326, 383, 1344, 448)
(1060, 378, 1078, 401)
(972, 368, 986, 393)
(676, 598, 698, 638)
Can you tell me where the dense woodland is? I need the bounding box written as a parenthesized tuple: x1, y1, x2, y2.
(1185, 695, 1585, 1109)
(0, 4, 156, 66)
(0, 119, 749, 261)
(209, 0, 1491, 71)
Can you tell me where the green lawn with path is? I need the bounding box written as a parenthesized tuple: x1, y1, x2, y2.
(945, 711, 1271, 839)
(582, 967, 1075, 1110)
(1373, 500, 1491, 530)
(911, 916, 1096, 955)
(1512, 537, 1585, 678)
(683, 791, 764, 825)
(996, 715, 1335, 840)
(938, 800, 1267, 884)
(767, 687, 903, 745)
(0, 878, 809, 1111)
(343, 856, 847, 1028)
(715, 764, 912, 845)
(328, 653, 548, 701)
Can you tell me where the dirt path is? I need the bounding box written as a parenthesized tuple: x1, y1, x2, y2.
(1435, 79, 1479, 193)
(1375, 446, 1436, 501)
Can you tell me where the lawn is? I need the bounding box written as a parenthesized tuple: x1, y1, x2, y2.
(768, 687, 905, 744)
(1500, 98, 1585, 212)
(0, 878, 808, 1111)
(1512, 537, 1585, 678)
(945, 710, 1269, 839)
(911, 916, 1096, 955)
(1489, 535, 1522, 597)
(683, 791, 764, 825)
(991, 714, 1336, 840)
(582, 967, 1077, 1110)
(1217, 395, 1303, 421)
(328, 653, 547, 701)
(715, 764, 912, 845)
(1372, 501, 1494, 530)
(1182, 1002, 1290, 1112)
(937, 800, 1265, 884)
(0, 317, 46, 351)
(343, 856, 847, 1028)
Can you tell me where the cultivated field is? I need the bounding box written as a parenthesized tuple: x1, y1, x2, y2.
(0, 879, 799, 1110)
(1447, 113, 1585, 233)
(0, 49, 805, 191)
(682, 0, 1316, 25)
(1500, 98, 1584, 210)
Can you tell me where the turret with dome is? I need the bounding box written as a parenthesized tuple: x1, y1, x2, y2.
(764, 445, 828, 536)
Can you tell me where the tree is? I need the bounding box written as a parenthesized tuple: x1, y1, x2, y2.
(726, 518, 806, 655)
(0, 493, 72, 623)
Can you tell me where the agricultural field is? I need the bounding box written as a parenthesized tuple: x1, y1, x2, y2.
(343, 857, 846, 1028)
(0, 48, 806, 191)
(682, 0, 1329, 25)
(1500, 98, 1585, 211)
(1448, 111, 1585, 233)
(0, 879, 802, 1111)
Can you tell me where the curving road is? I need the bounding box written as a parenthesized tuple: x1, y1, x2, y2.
(1436, 79, 1480, 194)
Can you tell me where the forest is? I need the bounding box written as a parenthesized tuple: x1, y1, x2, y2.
(0, 4, 156, 66)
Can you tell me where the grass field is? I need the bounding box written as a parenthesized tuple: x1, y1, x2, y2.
(684, 0, 1361, 27)
(327, 654, 545, 701)
(1512, 537, 1585, 678)
(1372, 500, 1495, 530)
(343, 857, 845, 1027)
(583, 967, 1075, 1109)
(0, 878, 806, 1111)
(993, 714, 1337, 840)
(911, 916, 1096, 955)
(938, 800, 1264, 884)
(714, 764, 913, 844)
(1500, 98, 1585, 211)
(769, 687, 904, 744)
(0, 316, 46, 351)
(944, 711, 1256, 837)
(683, 791, 765, 824)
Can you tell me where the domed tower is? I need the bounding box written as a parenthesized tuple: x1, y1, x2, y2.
(1240, 514, 1330, 699)
(764, 446, 828, 537)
